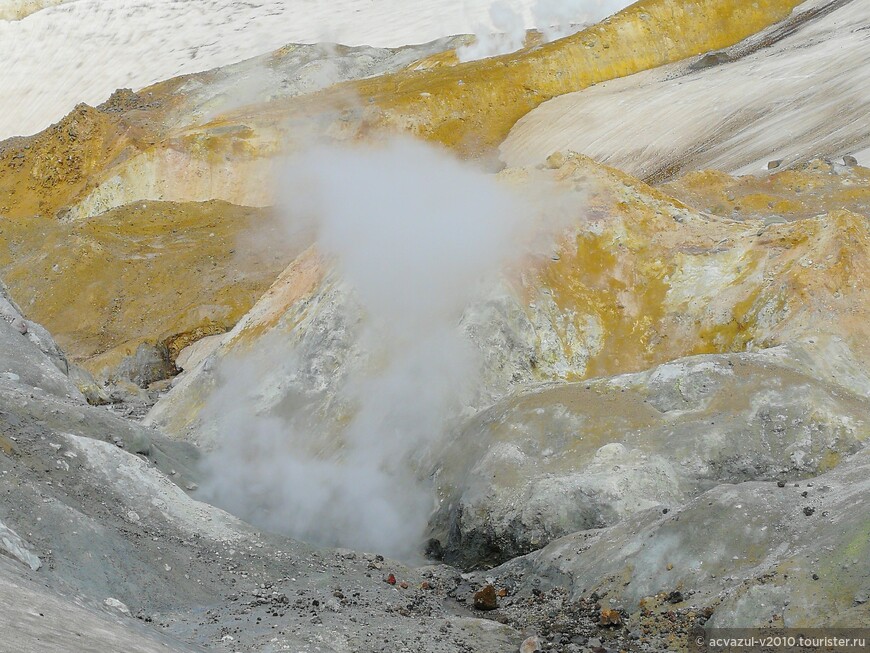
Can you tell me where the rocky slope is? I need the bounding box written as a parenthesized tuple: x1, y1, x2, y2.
(2, 1, 869, 651)
(1, 283, 526, 652)
(0, 0, 806, 379)
(1, 0, 585, 139)
(500, 0, 870, 179)
(146, 154, 870, 440)
(484, 445, 870, 635)
(431, 347, 870, 567)
(0, 36, 464, 374)
(6, 272, 867, 649)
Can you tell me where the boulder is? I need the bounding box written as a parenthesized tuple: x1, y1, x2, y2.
(112, 342, 176, 389)
(430, 348, 870, 567)
(0, 519, 41, 571)
(489, 447, 870, 629)
(0, 280, 82, 401)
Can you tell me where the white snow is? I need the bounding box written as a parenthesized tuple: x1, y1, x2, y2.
(0, 0, 631, 141)
(500, 0, 870, 177)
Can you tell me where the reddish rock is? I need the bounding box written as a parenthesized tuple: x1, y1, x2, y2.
(599, 608, 622, 626)
(473, 585, 498, 611)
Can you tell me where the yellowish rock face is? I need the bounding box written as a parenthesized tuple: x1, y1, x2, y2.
(0, 104, 128, 221)
(0, 0, 817, 380)
(0, 0, 72, 21)
(243, 0, 806, 157)
(147, 153, 870, 442)
(0, 0, 806, 223)
(0, 199, 291, 373)
(511, 155, 870, 380)
(664, 161, 870, 222)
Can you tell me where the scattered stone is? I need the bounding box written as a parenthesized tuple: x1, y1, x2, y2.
(689, 51, 731, 70)
(425, 538, 444, 560)
(519, 635, 541, 653)
(844, 155, 858, 166)
(803, 506, 815, 516)
(768, 159, 783, 170)
(473, 585, 499, 611)
(598, 608, 621, 627)
(104, 597, 132, 616)
(666, 591, 684, 604)
(112, 342, 176, 388)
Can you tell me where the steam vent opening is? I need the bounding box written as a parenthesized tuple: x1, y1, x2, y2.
(2, 1, 869, 652)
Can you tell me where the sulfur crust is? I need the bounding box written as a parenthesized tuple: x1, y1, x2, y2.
(309, 0, 807, 156)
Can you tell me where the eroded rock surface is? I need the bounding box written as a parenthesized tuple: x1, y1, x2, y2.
(0, 0, 809, 381)
(0, 277, 524, 653)
(430, 348, 869, 567)
(2, 2, 869, 649)
(147, 154, 870, 443)
(485, 447, 870, 635)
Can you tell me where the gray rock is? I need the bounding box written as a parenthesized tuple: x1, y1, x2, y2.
(431, 349, 869, 567)
(103, 597, 132, 615)
(112, 342, 176, 388)
(67, 364, 111, 405)
(688, 51, 731, 71)
(0, 519, 41, 570)
(22, 319, 71, 375)
(491, 447, 870, 627)
(0, 318, 83, 402)
(0, 557, 200, 653)
(1, 279, 72, 377)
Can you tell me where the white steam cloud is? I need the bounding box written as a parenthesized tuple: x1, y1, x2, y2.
(199, 138, 525, 558)
(457, 0, 633, 62)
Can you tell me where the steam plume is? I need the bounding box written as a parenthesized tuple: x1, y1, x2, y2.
(199, 137, 524, 558)
(457, 0, 633, 62)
